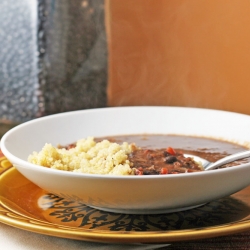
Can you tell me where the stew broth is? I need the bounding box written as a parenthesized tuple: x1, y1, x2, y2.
(100, 134, 250, 167)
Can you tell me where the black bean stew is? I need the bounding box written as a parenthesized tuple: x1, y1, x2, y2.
(62, 134, 250, 176)
(98, 134, 250, 174)
(129, 147, 202, 175)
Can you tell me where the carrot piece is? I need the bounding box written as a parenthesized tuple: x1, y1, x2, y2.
(166, 147, 176, 155)
(160, 167, 168, 174)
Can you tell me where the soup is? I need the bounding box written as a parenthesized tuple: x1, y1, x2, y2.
(28, 134, 249, 175)
(101, 134, 250, 169)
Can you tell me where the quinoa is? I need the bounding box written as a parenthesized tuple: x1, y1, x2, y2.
(28, 137, 136, 175)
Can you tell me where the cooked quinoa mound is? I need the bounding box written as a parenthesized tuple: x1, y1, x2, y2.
(28, 137, 136, 175)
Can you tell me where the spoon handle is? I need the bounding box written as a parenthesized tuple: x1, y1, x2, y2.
(205, 150, 250, 170)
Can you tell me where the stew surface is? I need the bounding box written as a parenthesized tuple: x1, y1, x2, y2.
(99, 134, 250, 173)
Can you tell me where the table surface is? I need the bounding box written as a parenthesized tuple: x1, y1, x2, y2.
(1, 222, 250, 249)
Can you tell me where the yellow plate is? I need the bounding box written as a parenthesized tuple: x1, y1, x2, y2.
(1, 154, 250, 243)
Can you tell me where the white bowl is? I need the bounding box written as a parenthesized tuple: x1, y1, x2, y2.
(2, 106, 250, 214)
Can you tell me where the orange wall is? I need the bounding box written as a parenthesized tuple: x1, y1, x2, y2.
(106, 0, 250, 114)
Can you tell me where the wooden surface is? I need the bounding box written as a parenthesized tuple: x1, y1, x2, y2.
(0, 123, 17, 138)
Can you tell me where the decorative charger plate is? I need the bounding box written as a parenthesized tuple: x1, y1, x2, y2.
(1, 151, 250, 244)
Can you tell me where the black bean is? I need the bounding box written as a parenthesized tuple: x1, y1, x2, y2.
(165, 156, 177, 163)
(143, 170, 158, 175)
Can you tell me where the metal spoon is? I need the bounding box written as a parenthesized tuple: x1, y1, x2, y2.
(184, 150, 250, 171)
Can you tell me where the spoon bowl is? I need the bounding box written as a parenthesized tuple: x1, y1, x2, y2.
(185, 150, 250, 171)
